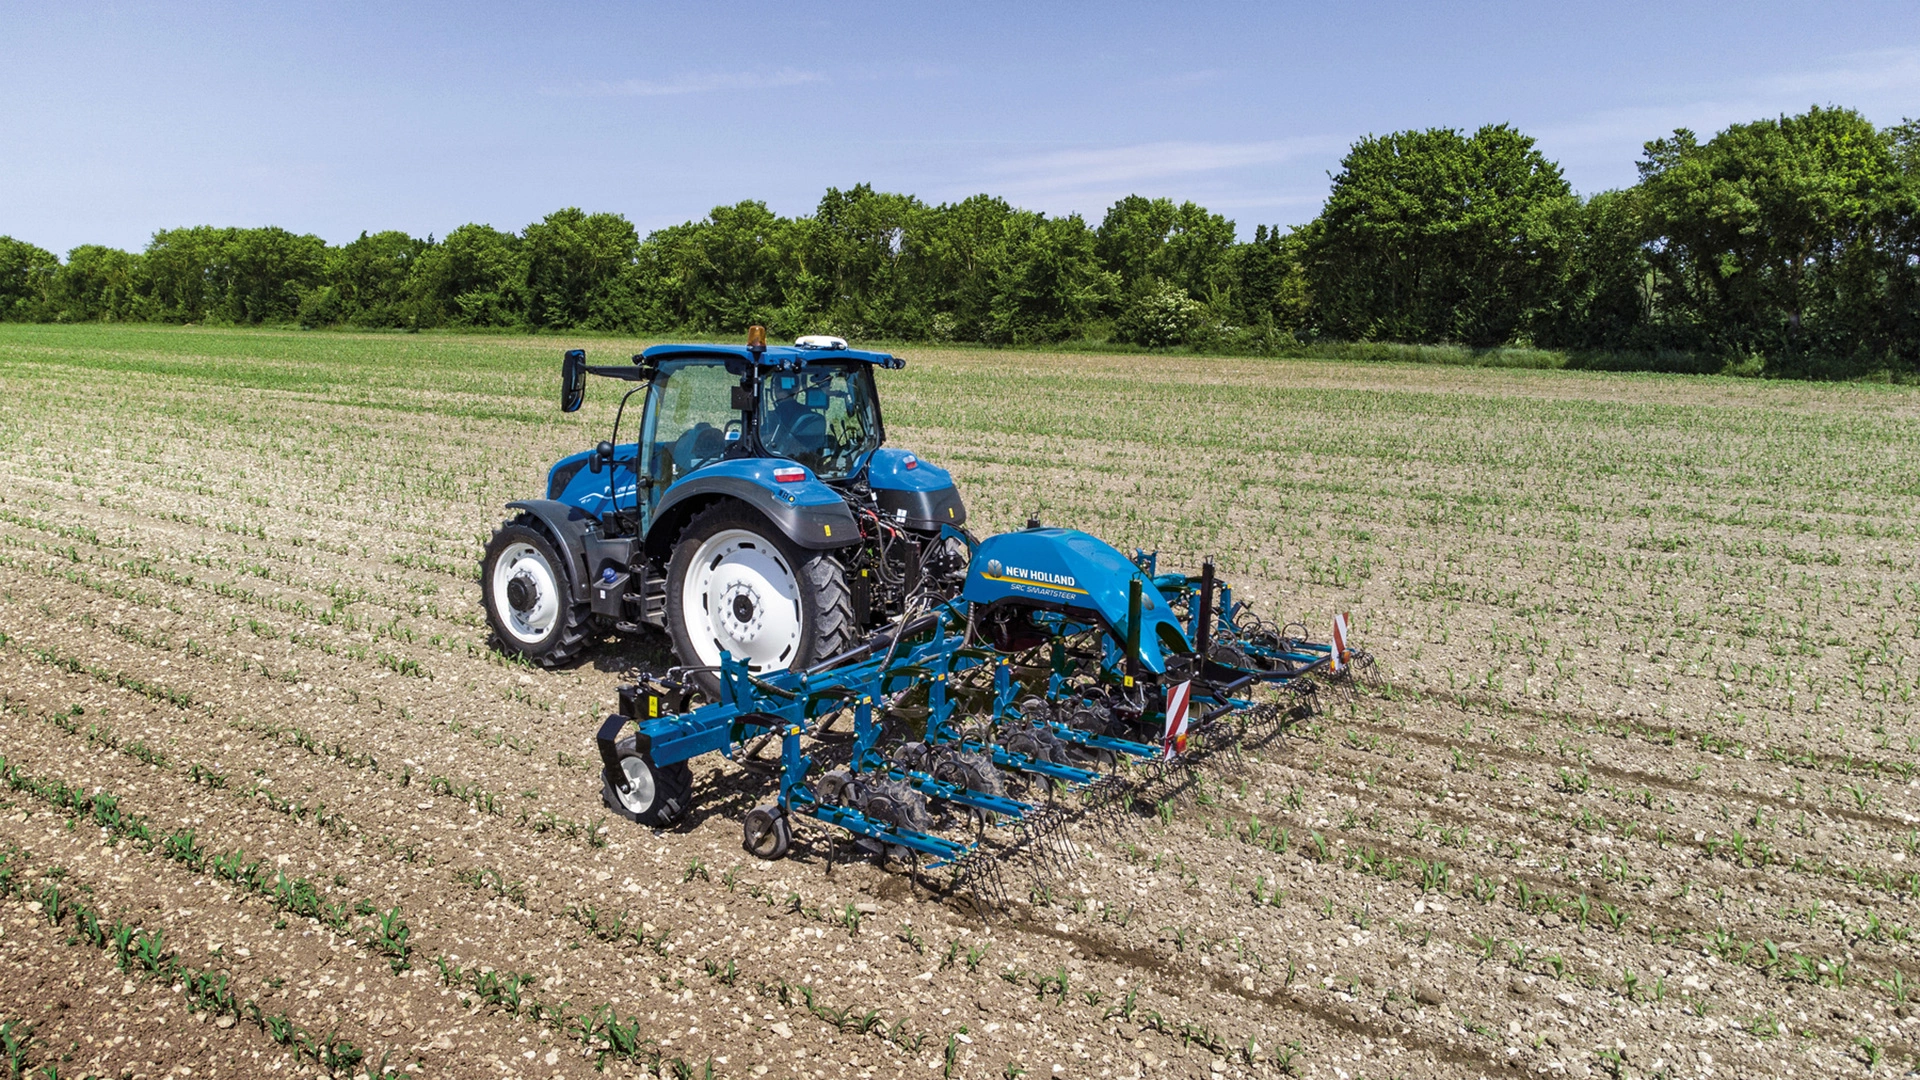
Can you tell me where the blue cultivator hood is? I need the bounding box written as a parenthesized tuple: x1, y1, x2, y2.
(962, 527, 1193, 674)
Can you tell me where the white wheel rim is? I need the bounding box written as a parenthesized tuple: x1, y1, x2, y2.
(617, 756, 655, 814)
(492, 541, 561, 644)
(681, 528, 804, 673)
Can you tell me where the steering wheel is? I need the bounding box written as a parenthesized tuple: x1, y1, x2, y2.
(764, 404, 826, 453)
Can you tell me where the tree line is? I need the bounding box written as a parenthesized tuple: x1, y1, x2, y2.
(2, 105, 1915, 378)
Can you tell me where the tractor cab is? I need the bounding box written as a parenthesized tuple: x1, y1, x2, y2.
(754, 363, 882, 479)
(545, 334, 902, 534)
(641, 356, 749, 495)
(641, 352, 883, 493)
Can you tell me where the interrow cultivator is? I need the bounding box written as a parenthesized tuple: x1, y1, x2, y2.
(476, 330, 1371, 908)
(594, 525, 1372, 908)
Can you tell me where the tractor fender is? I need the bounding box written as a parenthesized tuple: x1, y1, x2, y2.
(866, 447, 967, 529)
(505, 498, 597, 601)
(649, 461, 858, 553)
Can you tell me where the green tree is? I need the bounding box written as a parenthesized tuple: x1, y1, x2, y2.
(315, 230, 429, 328)
(50, 245, 144, 322)
(0, 237, 58, 321)
(1305, 124, 1576, 346)
(522, 209, 643, 330)
(984, 210, 1111, 345)
(222, 227, 328, 324)
(1532, 189, 1655, 352)
(1858, 120, 1920, 372)
(639, 201, 812, 335)
(141, 226, 227, 322)
(1637, 106, 1906, 371)
(902, 194, 1021, 342)
(808, 184, 927, 337)
(1095, 196, 1237, 301)
(141, 226, 326, 324)
(405, 224, 525, 328)
(1229, 224, 1311, 334)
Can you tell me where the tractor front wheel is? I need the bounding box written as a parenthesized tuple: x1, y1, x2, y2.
(666, 502, 855, 695)
(481, 517, 593, 667)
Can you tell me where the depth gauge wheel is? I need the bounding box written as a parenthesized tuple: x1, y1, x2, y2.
(742, 805, 791, 860)
(600, 735, 694, 827)
(481, 517, 593, 667)
(665, 502, 856, 696)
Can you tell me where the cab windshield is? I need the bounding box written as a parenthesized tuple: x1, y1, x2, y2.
(757, 364, 881, 479)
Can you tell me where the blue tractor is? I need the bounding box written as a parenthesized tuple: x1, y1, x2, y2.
(481, 330, 975, 815)
(482, 329, 969, 675)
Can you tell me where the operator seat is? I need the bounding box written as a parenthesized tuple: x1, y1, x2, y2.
(763, 401, 826, 456)
(671, 423, 727, 478)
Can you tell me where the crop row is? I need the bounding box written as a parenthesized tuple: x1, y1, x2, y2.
(0, 755, 413, 971)
(0, 844, 408, 1079)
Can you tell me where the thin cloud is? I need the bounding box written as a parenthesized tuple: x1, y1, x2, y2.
(1766, 46, 1920, 100)
(1539, 47, 1920, 154)
(1145, 68, 1233, 89)
(554, 68, 824, 97)
(987, 137, 1344, 196)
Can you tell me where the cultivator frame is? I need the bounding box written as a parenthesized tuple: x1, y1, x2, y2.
(594, 526, 1372, 908)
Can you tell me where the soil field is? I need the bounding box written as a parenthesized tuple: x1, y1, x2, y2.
(1, 323, 1918, 1080)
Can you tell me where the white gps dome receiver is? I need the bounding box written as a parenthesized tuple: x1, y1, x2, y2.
(793, 335, 849, 350)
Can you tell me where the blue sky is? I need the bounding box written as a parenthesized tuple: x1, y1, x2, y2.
(5, 1, 1919, 254)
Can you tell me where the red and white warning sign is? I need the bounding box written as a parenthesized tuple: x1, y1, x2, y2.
(1162, 679, 1192, 760)
(1330, 612, 1351, 673)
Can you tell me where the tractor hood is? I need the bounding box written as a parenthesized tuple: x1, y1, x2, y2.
(963, 528, 1192, 674)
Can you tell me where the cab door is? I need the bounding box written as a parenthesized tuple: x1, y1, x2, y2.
(637, 358, 752, 532)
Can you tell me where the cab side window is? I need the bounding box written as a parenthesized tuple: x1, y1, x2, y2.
(643, 361, 744, 488)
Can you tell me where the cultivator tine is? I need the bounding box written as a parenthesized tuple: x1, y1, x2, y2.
(1138, 755, 1177, 797)
(1044, 805, 1082, 873)
(1351, 651, 1386, 696)
(1017, 820, 1059, 884)
(1189, 716, 1235, 758)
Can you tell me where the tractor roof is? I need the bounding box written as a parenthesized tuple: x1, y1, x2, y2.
(640, 343, 906, 370)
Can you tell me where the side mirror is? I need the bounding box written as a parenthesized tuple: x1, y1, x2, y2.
(590, 440, 613, 474)
(562, 349, 586, 413)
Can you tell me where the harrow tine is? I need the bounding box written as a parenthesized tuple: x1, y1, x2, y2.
(951, 848, 1005, 916)
(1045, 808, 1079, 875)
(1020, 810, 1071, 882)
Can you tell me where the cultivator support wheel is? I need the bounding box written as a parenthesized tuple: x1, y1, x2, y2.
(596, 718, 694, 828)
(589, 527, 1376, 911)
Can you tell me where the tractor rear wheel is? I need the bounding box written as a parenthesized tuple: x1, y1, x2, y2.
(600, 736, 694, 827)
(482, 517, 593, 667)
(666, 502, 856, 695)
